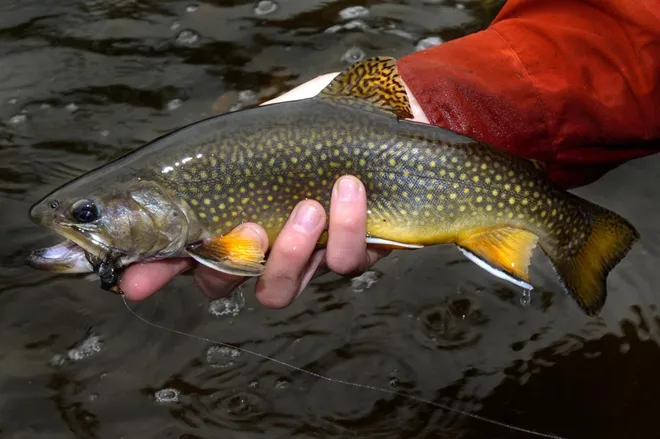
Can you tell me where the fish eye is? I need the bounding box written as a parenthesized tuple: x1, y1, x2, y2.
(49, 200, 59, 209)
(71, 199, 100, 223)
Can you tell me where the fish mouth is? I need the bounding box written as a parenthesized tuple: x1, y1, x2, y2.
(26, 239, 94, 273)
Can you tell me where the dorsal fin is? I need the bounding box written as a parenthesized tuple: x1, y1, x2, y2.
(316, 56, 413, 120)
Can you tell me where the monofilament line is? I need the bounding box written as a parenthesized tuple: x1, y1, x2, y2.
(121, 293, 566, 439)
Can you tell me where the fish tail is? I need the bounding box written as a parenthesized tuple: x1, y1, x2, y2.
(542, 199, 639, 316)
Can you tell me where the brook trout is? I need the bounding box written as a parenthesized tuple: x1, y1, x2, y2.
(27, 57, 639, 316)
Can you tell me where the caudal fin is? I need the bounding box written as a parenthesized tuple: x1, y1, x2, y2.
(543, 201, 639, 316)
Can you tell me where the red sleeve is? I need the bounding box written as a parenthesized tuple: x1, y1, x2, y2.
(397, 0, 660, 189)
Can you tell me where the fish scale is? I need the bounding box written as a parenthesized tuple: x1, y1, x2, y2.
(27, 57, 639, 316)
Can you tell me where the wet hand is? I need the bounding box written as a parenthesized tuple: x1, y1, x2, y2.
(119, 71, 429, 308)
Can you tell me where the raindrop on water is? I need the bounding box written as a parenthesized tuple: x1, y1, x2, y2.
(208, 288, 245, 317)
(206, 345, 241, 368)
(166, 99, 183, 111)
(519, 289, 532, 307)
(67, 334, 103, 361)
(351, 270, 379, 292)
(155, 388, 180, 404)
(254, 0, 278, 16)
(415, 36, 443, 51)
(341, 46, 366, 64)
(339, 6, 370, 20)
(175, 29, 200, 47)
(9, 114, 27, 125)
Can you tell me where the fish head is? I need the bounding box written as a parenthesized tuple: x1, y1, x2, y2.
(27, 179, 192, 289)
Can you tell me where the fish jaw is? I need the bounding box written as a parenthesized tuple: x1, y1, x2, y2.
(26, 240, 94, 273)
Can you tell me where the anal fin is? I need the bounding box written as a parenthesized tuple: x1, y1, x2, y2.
(457, 227, 538, 289)
(186, 229, 266, 277)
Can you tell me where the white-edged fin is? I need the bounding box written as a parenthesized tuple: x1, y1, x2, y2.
(366, 237, 424, 249)
(458, 246, 533, 290)
(186, 250, 265, 277)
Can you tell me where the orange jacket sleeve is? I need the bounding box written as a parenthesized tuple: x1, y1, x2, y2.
(397, 0, 660, 189)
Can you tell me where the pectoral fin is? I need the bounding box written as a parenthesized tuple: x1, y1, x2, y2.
(457, 227, 539, 289)
(186, 229, 266, 277)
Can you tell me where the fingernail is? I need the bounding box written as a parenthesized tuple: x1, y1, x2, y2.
(337, 176, 359, 201)
(293, 203, 323, 233)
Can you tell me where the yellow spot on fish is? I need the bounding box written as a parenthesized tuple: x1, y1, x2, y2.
(472, 175, 479, 183)
(427, 194, 433, 200)
(495, 174, 502, 181)
(212, 216, 219, 222)
(464, 188, 470, 194)
(430, 161, 436, 167)
(509, 197, 516, 205)
(449, 193, 457, 200)
(492, 189, 499, 196)
(459, 205, 466, 212)
(203, 198, 211, 206)
(389, 158, 396, 166)
(515, 185, 521, 192)
(486, 205, 492, 211)
(551, 209, 557, 216)
(191, 200, 199, 206)
(199, 212, 207, 218)
(476, 196, 483, 203)
(440, 169, 446, 176)
(522, 199, 529, 205)
(437, 205, 444, 211)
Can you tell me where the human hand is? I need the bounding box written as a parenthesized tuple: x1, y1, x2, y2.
(119, 70, 429, 308)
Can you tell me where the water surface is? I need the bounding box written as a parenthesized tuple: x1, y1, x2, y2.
(1, 1, 659, 438)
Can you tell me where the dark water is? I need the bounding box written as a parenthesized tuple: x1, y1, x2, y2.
(1, 1, 659, 438)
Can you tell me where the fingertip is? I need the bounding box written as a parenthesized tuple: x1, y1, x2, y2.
(233, 222, 270, 251)
(119, 258, 191, 301)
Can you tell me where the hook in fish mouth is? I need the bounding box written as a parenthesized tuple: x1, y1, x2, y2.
(85, 250, 125, 294)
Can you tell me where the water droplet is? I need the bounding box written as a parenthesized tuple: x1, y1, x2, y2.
(254, 0, 278, 16)
(67, 334, 103, 361)
(65, 103, 79, 112)
(9, 114, 27, 125)
(208, 289, 245, 317)
(520, 289, 532, 307)
(341, 46, 366, 64)
(206, 345, 241, 368)
(415, 36, 443, 51)
(175, 29, 200, 47)
(350, 270, 379, 292)
(185, 4, 198, 12)
(166, 99, 183, 111)
(154, 388, 180, 404)
(339, 6, 369, 20)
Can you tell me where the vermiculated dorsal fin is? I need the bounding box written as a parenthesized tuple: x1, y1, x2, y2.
(316, 56, 413, 120)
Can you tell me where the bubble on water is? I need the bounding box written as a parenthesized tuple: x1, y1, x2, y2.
(185, 4, 198, 12)
(238, 90, 257, 103)
(389, 378, 399, 387)
(254, 0, 278, 16)
(620, 342, 631, 354)
(206, 345, 241, 368)
(166, 99, 183, 111)
(9, 114, 27, 125)
(100, 129, 110, 137)
(7, 98, 17, 104)
(49, 354, 66, 367)
(351, 270, 379, 292)
(154, 388, 180, 404)
(89, 393, 99, 402)
(40, 103, 51, 110)
(343, 19, 368, 31)
(65, 103, 79, 112)
(341, 46, 366, 64)
(170, 22, 181, 31)
(456, 3, 466, 9)
(415, 36, 443, 51)
(208, 288, 245, 317)
(519, 289, 532, 307)
(274, 378, 290, 389)
(67, 334, 103, 361)
(175, 29, 200, 47)
(339, 6, 369, 20)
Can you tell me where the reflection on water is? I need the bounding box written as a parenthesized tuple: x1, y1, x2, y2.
(1, 1, 659, 438)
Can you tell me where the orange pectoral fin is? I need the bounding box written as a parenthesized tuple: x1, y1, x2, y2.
(185, 229, 266, 277)
(457, 227, 538, 288)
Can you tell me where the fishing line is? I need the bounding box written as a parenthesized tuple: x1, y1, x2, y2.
(121, 293, 565, 439)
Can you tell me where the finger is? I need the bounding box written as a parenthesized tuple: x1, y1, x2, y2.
(119, 258, 192, 301)
(325, 175, 370, 276)
(193, 222, 270, 299)
(255, 200, 327, 308)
